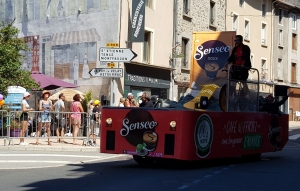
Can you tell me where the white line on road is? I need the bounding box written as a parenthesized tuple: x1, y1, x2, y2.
(0, 155, 127, 170)
(0, 154, 115, 158)
(289, 134, 300, 140)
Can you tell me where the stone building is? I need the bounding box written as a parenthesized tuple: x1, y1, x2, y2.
(1, 0, 118, 101)
(272, 0, 300, 120)
(173, 0, 226, 101)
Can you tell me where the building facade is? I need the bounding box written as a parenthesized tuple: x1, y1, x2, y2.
(226, 0, 274, 96)
(118, 0, 174, 104)
(1, 0, 119, 101)
(173, 0, 226, 101)
(272, 0, 300, 120)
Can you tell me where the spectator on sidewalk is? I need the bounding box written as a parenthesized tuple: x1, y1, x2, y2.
(70, 94, 84, 145)
(54, 93, 66, 143)
(139, 92, 154, 108)
(36, 90, 53, 146)
(124, 93, 134, 107)
(89, 100, 101, 146)
(20, 92, 34, 146)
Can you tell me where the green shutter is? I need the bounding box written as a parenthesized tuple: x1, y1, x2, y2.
(50, 0, 58, 18)
(78, 0, 86, 14)
(100, 0, 108, 11)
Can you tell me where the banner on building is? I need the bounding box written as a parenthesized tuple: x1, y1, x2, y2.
(22, 36, 40, 73)
(131, 0, 145, 42)
(190, 31, 236, 90)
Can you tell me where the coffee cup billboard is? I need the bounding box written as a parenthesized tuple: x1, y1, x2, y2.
(120, 109, 158, 156)
(190, 32, 236, 90)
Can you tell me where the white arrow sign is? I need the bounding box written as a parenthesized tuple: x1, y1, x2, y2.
(89, 68, 123, 78)
(99, 48, 137, 62)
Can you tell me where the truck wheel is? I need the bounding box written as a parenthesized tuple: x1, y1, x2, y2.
(133, 156, 154, 165)
(241, 153, 261, 161)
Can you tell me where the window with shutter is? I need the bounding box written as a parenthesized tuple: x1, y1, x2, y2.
(291, 63, 297, 83)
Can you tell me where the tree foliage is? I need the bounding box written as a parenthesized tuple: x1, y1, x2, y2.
(82, 90, 93, 112)
(0, 20, 40, 95)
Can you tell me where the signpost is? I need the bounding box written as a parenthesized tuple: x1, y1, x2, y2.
(89, 68, 123, 78)
(99, 48, 137, 62)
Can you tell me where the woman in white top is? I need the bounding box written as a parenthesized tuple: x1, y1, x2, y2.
(20, 92, 34, 146)
(118, 97, 125, 107)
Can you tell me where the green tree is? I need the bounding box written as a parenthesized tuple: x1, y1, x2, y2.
(0, 20, 40, 95)
(82, 90, 93, 112)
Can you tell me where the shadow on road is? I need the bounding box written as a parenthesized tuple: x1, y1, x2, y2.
(20, 154, 284, 191)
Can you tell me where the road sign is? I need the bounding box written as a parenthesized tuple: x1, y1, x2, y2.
(89, 68, 123, 78)
(99, 48, 137, 62)
(106, 42, 119, 48)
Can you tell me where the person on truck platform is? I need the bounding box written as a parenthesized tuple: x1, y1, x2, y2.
(139, 92, 154, 108)
(260, 92, 293, 114)
(225, 35, 251, 81)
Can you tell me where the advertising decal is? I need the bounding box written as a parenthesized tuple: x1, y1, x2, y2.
(120, 109, 162, 157)
(194, 114, 213, 158)
(190, 32, 236, 90)
(268, 117, 281, 151)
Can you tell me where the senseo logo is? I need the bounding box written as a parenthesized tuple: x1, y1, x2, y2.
(193, 40, 232, 79)
(194, 45, 231, 61)
(121, 118, 158, 136)
(120, 109, 158, 147)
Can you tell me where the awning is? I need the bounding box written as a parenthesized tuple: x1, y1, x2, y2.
(51, 28, 101, 46)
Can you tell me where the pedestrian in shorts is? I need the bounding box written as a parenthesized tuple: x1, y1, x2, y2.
(89, 100, 101, 146)
(54, 93, 66, 143)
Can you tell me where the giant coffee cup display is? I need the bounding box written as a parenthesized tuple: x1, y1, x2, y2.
(204, 62, 220, 79)
(143, 131, 158, 151)
(194, 40, 231, 79)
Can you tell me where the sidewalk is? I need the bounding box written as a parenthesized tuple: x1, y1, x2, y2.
(0, 137, 100, 152)
(289, 121, 300, 130)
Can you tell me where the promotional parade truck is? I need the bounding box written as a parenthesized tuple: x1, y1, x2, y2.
(100, 32, 289, 165)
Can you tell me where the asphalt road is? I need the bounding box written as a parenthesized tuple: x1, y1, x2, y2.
(1, 139, 300, 191)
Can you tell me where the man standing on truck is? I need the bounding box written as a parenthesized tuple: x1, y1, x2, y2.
(225, 35, 251, 81)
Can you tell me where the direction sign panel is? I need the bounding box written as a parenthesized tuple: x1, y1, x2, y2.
(99, 48, 137, 62)
(89, 68, 123, 78)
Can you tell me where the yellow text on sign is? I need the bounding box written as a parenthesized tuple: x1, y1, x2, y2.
(106, 42, 119, 48)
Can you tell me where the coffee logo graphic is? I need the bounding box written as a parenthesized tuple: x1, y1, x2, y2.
(120, 109, 158, 156)
(194, 114, 213, 158)
(268, 117, 281, 151)
(194, 40, 231, 79)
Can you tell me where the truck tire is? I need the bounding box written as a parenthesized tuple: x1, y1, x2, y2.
(241, 153, 261, 161)
(133, 156, 154, 166)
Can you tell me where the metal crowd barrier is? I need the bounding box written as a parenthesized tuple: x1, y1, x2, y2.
(5, 111, 100, 146)
(0, 110, 9, 145)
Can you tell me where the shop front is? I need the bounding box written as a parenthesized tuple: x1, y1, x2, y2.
(124, 63, 171, 100)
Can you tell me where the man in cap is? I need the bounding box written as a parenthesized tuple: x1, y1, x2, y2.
(261, 91, 293, 114)
(124, 93, 134, 107)
(89, 100, 101, 146)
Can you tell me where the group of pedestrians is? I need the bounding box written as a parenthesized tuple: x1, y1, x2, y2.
(18, 90, 100, 146)
(118, 92, 154, 108)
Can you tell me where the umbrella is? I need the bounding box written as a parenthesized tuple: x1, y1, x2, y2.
(30, 72, 77, 90)
(49, 89, 85, 102)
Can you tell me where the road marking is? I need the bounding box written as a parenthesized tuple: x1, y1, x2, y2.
(0, 155, 127, 170)
(177, 165, 236, 189)
(289, 134, 300, 140)
(0, 154, 114, 158)
(178, 185, 189, 190)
